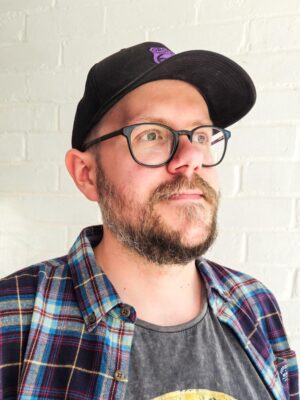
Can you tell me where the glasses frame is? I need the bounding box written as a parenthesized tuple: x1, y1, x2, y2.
(82, 122, 231, 168)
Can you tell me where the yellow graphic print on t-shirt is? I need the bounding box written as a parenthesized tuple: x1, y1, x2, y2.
(152, 388, 237, 400)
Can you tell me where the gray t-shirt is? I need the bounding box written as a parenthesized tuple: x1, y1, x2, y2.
(125, 298, 273, 400)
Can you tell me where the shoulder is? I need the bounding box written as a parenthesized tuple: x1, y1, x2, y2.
(200, 258, 281, 319)
(0, 255, 70, 290)
(201, 259, 299, 397)
(0, 255, 70, 325)
(200, 258, 290, 355)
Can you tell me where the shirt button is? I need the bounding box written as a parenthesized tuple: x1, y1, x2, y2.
(87, 312, 96, 324)
(120, 305, 131, 318)
(114, 370, 127, 382)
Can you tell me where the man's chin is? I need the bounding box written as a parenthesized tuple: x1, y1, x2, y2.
(104, 215, 217, 265)
(157, 212, 212, 240)
(156, 201, 211, 225)
(179, 229, 212, 248)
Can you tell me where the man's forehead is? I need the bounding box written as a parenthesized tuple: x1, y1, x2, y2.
(94, 79, 212, 135)
(122, 115, 213, 128)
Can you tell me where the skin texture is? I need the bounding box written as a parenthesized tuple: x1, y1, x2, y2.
(94, 159, 218, 266)
(65, 79, 220, 326)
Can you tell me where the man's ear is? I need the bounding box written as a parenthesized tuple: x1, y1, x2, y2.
(65, 149, 99, 202)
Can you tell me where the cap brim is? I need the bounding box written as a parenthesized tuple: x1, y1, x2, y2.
(93, 50, 256, 129)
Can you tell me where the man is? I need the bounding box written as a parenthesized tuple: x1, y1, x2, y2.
(0, 42, 298, 399)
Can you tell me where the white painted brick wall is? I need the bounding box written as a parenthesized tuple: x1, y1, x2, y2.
(226, 126, 298, 160)
(243, 162, 300, 194)
(247, 232, 300, 265)
(0, 163, 59, 192)
(0, 42, 60, 71)
(219, 197, 293, 229)
(0, 104, 58, 131)
(1, 0, 300, 357)
(149, 20, 247, 54)
(249, 15, 300, 51)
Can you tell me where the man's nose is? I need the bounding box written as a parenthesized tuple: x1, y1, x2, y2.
(166, 135, 204, 177)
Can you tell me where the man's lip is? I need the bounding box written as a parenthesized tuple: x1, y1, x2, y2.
(167, 192, 204, 200)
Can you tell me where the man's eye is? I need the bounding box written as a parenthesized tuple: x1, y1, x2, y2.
(193, 133, 208, 144)
(141, 131, 160, 141)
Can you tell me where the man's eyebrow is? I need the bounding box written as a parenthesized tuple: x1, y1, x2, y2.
(124, 115, 213, 127)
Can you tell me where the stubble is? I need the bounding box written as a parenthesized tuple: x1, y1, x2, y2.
(95, 156, 219, 266)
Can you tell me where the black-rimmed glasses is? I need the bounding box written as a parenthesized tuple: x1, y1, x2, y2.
(82, 123, 231, 168)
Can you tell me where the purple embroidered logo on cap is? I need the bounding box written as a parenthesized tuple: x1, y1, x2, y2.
(149, 47, 175, 64)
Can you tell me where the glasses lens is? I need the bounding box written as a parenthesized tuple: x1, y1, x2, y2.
(130, 124, 174, 166)
(192, 126, 226, 166)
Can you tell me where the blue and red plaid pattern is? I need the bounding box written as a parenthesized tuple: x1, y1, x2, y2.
(0, 225, 298, 399)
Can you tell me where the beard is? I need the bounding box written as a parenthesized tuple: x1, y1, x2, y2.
(95, 156, 219, 266)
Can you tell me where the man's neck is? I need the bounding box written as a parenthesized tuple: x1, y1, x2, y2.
(93, 226, 204, 326)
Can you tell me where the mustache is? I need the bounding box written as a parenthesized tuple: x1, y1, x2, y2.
(150, 174, 219, 206)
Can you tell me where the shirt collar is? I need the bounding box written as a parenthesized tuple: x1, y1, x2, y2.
(196, 257, 232, 302)
(67, 225, 122, 332)
(67, 225, 231, 331)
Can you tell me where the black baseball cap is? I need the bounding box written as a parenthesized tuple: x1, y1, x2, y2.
(72, 41, 256, 151)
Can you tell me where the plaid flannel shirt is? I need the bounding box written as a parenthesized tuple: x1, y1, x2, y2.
(0, 225, 298, 400)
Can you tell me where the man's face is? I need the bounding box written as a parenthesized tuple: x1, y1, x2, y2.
(93, 80, 220, 265)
